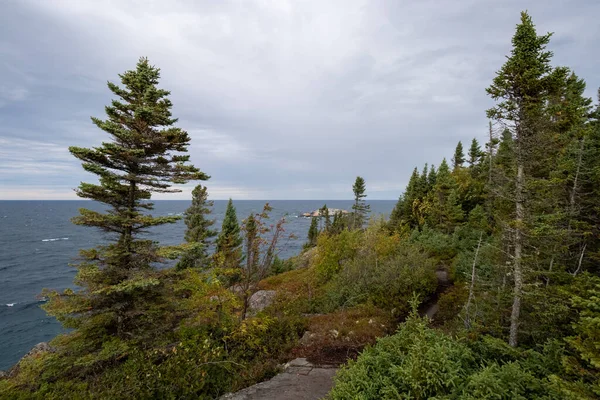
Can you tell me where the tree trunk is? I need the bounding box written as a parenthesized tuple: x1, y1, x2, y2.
(569, 137, 585, 215)
(464, 232, 483, 329)
(488, 121, 494, 184)
(123, 180, 136, 253)
(509, 162, 524, 347)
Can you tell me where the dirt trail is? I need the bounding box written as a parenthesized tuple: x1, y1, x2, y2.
(421, 269, 450, 320)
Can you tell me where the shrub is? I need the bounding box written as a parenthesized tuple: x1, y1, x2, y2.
(329, 307, 565, 399)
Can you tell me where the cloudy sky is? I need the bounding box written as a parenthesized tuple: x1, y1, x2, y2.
(1, 0, 599, 200)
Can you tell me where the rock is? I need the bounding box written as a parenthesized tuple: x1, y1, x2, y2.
(295, 247, 317, 269)
(7, 342, 54, 378)
(248, 290, 276, 313)
(220, 358, 337, 400)
(26, 342, 53, 357)
(0, 370, 7, 379)
(299, 331, 317, 346)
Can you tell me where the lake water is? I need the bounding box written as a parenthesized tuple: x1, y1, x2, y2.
(0, 200, 395, 370)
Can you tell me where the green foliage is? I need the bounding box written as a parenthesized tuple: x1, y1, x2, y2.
(468, 138, 483, 167)
(177, 185, 216, 270)
(312, 230, 361, 281)
(553, 274, 600, 398)
(306, 217, 319, 247)
(270, 255, 294, 276)
(215, 198, 243, 269)
(41, 58, 207, 377)
(327, 243, 437, 315)
(453, 140, 465, 169)
(351, 176, 370, 229)
(330, 309, 564, 399)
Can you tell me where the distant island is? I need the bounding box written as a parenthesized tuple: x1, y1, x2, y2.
(300, 208, 349, 218)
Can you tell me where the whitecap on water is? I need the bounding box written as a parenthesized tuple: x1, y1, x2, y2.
(42, 238, 69, 242)
(6, 303, 15, 307)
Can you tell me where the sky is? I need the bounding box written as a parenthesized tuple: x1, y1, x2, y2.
(1, 0, 599, 200)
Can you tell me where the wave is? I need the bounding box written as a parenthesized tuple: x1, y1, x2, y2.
(2, 298, 48, 310)
(41, 238, 69, 242)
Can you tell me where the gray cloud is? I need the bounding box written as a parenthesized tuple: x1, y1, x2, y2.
(1, 0, 599, 200)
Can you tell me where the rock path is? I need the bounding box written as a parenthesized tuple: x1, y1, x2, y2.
(220, 358, 337, 400)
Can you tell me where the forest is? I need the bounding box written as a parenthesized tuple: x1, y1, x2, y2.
(1, 11, 599, 399)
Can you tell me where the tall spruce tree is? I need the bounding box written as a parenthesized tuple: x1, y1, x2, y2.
(486, 11, 563, 347)
(468, 138, 482, 167)
(428, 164, 437, 188)
(216, 198, 243, 268)
(177, 185, 216, 270)
(352, 176, 370, 229)
(45, 58, 206, 350)
(452, 141, 465, 169)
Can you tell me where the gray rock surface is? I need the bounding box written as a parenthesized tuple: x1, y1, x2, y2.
(221, 358, 337, 400)
(6, 342, 54, 378)
(248, 290, 277, 313)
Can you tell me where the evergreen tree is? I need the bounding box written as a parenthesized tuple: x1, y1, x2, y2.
(307, 217, 319, 247)
(428, 164, 437, 188)
(331, 210, 346, 234)
(216, 199, 243, 268)
(352, 176, 370, 229)
(428, 158, 462, 231)
(468, 138, 482, 167)
(452, 141, 465, 169)
(486, 11, 564, 347)
(45, 58, 206, 354)
(391, 167, 420, 229)
(419, 164, 430, 192)
(177, 185, 216, 270)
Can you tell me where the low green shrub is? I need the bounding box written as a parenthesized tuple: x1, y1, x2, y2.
(329, 307, 565, 399)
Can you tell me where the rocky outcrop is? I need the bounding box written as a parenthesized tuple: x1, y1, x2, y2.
(5, 342, 55, 378)
(301, 208, 349, 218)
(248, 290, 276, 313)
(295, 247, 317, 269)
(220, 358, 337, 400)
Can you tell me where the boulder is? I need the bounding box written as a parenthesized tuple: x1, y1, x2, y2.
(299, 331, 317, 346)
(248, 290, 276, 313)
(7, 342, 54, 378)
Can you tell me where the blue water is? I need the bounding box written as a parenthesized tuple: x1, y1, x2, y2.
(0, 200, 395, 370)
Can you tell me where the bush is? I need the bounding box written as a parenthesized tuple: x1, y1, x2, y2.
(312, 230, 361, 281)
(329, 307, 565, 400)
(326, 245, 437, 315)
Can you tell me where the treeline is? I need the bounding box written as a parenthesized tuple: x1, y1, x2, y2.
(329, 11, 600, 399)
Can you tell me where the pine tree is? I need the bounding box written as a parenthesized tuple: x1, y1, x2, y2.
(216, 199, 243, 268)
(45, 58, 206, 351)
(428, 164, 437, 188)
(468, 138, 482, 167)
(486, 11, 564, 347)
(420, 164, 430, 192)
(177, 185, 216, 270)
(452, 141, 465, 169)
(428, 158, 462, 232)
(307, 217, 319, 247)
(352, 176, 370, 229)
